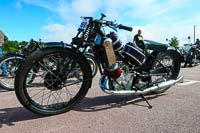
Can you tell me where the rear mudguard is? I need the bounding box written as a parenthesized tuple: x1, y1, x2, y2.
(149, 48, 182, 69)
(151, 47, 183, 62)
(167, 46, 184, 62)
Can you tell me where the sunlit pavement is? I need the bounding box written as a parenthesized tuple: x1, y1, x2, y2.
(0, 65, 200, 133)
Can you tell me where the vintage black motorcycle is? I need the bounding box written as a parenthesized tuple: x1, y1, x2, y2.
(14, 14, 183, 116)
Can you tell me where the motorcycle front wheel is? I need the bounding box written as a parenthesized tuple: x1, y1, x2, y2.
(15, 47, 92, 116)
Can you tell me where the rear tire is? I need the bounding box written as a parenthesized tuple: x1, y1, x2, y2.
(15, 47, 92, 116)
(151, 51, 181, 94)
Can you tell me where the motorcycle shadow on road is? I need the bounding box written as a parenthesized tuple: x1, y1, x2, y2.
(73, 93, 167, 112)
(0, 107, 42, 128)
(0, 87, 9, 92)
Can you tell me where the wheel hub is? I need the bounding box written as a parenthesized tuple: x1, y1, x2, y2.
(44, 70, 63, 91)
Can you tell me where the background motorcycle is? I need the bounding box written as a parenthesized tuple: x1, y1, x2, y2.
(0, 39, 40, 90)
(184, 43, 200, 67)
(14, 14, 183, 116)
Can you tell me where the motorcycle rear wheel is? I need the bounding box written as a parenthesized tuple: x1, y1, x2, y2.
(151, 51, 181, 94)
(15, 47, 92, 116)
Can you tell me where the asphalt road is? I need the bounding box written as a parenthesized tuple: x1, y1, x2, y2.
(0, 65, 200, 133)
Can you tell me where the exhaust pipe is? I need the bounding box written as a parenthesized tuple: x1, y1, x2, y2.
(99, 75, 184, 95)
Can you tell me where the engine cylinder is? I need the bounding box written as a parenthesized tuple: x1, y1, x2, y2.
(106, 32, 123, 52)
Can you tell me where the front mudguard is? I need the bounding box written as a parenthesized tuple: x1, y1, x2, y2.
(42, 42, 72, 49)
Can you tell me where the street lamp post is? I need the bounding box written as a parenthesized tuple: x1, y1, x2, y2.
(194, 25, 197, 43)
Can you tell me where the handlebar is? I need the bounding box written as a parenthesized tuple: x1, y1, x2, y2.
(102, 20, 132, 32)
(82, 14, 133, 33)
(118, 24, 133, 32)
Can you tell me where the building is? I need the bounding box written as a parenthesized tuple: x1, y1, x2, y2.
(0, 30, 8, 46)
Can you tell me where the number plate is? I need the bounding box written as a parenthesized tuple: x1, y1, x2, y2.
(78, 18, 90, 32)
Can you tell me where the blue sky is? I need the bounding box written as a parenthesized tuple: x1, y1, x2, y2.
(0, 0, 200, 45)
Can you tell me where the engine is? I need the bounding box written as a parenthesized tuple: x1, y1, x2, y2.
(100, 32, 146, 90)
(112, 69, 135, 90)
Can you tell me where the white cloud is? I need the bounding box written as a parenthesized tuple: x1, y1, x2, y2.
(19, 0, 200, 45)
(20, 0, 59, 10)
(71, 0, 102, 14)
(41, 23, 77, 43)
(141, 14, 200, 45)
(131, 0, 189, 19)
(20, 0, 102, 21)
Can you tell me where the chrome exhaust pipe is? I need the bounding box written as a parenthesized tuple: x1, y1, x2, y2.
(99, 75, 184, 95)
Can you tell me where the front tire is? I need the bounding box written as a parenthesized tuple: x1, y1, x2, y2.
(15, 47, 92, 116)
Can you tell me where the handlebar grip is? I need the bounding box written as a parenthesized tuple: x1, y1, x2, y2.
(118, 24, 133, 32)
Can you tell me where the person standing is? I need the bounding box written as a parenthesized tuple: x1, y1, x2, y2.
(0, 30, 8, 76)
(133, 29, 144, 49)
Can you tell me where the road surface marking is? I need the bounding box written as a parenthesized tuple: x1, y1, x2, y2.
(177, 79, 200, 86)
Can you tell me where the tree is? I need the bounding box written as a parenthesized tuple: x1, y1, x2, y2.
(2, 40, 28, 53)
(3, 40, 19, 52)
(19, 41, 28, 46)
(169, 37, 179, 47)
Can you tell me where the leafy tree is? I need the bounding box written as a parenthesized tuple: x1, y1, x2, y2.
(2, 40, 28, 53)
(3, 40, 19, 52)
(19, 41, 28, 46)
(169, 37, 179, 47)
